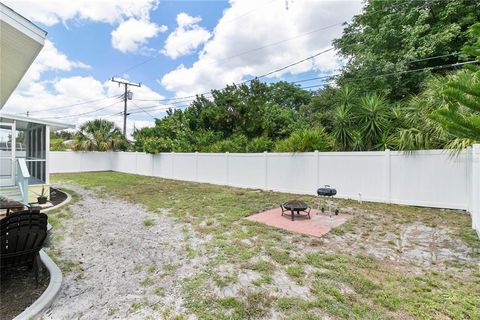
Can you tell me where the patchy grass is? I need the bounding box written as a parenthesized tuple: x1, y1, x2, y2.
(130, 300, 147, 312)
(107, 306, 118, 316)
(52, 172, 480, 319)
(143, 219, 155, 227)
(285, 264, 304, 280)
(140, 277, 153, 287)
(43, 188, 83, 274)
(147, 266, 156, 273)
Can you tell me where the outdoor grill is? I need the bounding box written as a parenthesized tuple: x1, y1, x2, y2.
(317, 186, 337, 197)
(316, 185, 339, 217)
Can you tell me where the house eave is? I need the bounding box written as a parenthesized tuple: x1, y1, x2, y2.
(0, 3, 47, 44)
(0, 3, 47, 108)
(0, 113, 74, 131)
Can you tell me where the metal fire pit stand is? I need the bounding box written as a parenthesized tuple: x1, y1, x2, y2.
(316, 185, 339, 217)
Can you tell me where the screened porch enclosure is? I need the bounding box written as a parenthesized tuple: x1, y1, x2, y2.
(0, 114, 71, 203)
(0, 117, 48, 185)
(25, 123, 47, 184)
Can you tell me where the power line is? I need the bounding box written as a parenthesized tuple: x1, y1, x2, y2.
(42, 55, 475, 121)
(18, 95, 122, 115)
(42, 99, 122, 119)
(130, 101, 156, 119)
(131, 60, 478, 118)
(113, 0, 277, 79)
(134, 51, 463, 104)
(219, 0, 276, 25)
(299, 60, 479, 90)
(406, 52, 461, 63)
(129, 99, 198, 114)
(130, 48, 335, 114)
(254, 47, 335, 80)
(199, 24, 342, 73)
(135, 47, 336, 104)
(127, 0, 435, 86)
(138, 23, 344, 85)
(133, 93, 212, 103)
(129, 104, 190, 116)
(290, 52, 468, 85)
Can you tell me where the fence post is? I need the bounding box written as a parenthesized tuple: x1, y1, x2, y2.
(225, 152, 229, 186)
(385, 149, 391, 203)
(150, 153, 154, 177)
(471, 144, 480, 235)
(195, 152, 199, 182)
(315, 150, 319, 189)
(264, 151, 268, 190)
(171, 152, 175, 179)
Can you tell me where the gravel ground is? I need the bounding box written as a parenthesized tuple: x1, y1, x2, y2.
(41, 180, 480, 319)
(43, 184, 208, 320)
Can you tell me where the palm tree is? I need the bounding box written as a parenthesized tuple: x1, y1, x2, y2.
(356, 93, 390, 150)
(72, 119, 127, 151)
(393, 78, 451, 151)
(331, 86, 357, 150)
(429, 23, 480, 149)
(332, 104, 356, 150)
(430, 69, 480, 146)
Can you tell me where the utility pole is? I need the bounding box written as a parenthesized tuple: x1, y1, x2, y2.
(111, 77, 141, 138)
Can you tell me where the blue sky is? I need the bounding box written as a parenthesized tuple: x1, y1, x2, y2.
(43, 1, 229, 94)
(3, 0, 362, 136)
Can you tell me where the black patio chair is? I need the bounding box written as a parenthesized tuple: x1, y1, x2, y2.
(0, 209, 48, 285)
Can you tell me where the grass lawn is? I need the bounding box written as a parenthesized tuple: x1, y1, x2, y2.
(51, 171, 480, 319)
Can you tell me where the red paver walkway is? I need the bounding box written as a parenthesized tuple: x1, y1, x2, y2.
(246, 207, 351, 237)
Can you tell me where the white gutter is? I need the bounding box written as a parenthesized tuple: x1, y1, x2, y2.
(0, 2, 47, 45)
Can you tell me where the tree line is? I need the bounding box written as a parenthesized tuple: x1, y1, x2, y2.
(63, 0, 480, 153)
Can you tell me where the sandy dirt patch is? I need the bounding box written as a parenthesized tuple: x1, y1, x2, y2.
(43, 184, 207, 320)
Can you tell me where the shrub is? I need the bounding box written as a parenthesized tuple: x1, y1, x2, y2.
(274, 128, 335, 152)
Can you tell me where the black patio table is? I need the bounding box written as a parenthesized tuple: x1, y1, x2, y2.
(0, 196, 25, 217)
(283, 200, 310, 221)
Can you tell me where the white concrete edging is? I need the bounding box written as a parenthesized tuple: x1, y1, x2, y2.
(41, 190, 72, 213)
(13, 250, 62, 320)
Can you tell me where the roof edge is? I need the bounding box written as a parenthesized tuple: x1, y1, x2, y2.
(0, 2, 47, 44)
(0, 113, 75, 130)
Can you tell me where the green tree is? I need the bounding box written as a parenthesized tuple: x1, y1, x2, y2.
(299, 86, 339, 131)
(133, 80, 306, 153)
(393, 76, 451, 150)
(334, 0, 480, 100)
(430, 24, 480, 146)
(72, 119, 128, 151)
(267, 81, 312, 110)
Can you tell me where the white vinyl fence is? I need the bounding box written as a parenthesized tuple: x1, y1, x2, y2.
(50, 146, 480, 235)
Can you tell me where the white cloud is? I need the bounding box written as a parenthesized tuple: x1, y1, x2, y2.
(4, 76, 165, 138)
(3, 0, 158, 26)
(3, 41, 163, 138)
(4, 0, 161, 54)
(162, 12, 211, 59)
(160, 0, 362, 97)
(19, 40, 90, 88)
(111, 18, 167, 54)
